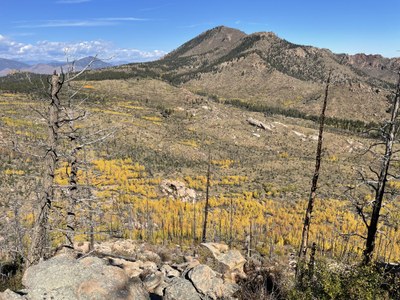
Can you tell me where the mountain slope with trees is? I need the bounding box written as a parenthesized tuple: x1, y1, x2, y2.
(79, 26, 395, 124)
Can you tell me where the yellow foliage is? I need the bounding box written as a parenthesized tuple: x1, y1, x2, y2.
(28, 156, 400, 262)
(142, 116, 162, 122)
(279, 152, 289, 159)
(388, 180, 400, 190)
(23, 212, 35, 226)
(220, 175, 247, 186)
(328, 155, 339, 162)
(184, 175, 208, 190)
(212, 159, 235, 168)
(4, 169, 25, 175)
(180, 140, 199, 148)
(118, 104, 145, 110)
(1, 117, 34, 127)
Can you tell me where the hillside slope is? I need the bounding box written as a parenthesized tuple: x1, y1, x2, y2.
(107, 26, 397, 123)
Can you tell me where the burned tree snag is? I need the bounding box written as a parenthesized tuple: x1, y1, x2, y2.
(28, 71, 64, 266)
(363, 71, 400, 265)
(298, 71, 332, 261)
(202, 150, 212, 243)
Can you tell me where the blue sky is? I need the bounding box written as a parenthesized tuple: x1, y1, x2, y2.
(1, 0, 399, 63)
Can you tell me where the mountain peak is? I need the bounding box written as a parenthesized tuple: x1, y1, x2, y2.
(209, 25, 244, 34)
(252, 31, 277, 38)
(0, 58, 30, 71)
(165, 26, 246, 59)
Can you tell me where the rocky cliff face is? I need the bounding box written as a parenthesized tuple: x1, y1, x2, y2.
(338, 53, 400, 84)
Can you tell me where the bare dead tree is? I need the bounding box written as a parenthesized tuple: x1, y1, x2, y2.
(308, 242, 317, 278)
(298, 71, 332, 262)
(202, 150, 212, 243)
(0, 172, 33, 266)
(63, 59, 91, 248)
(27, 71, 64, 265)
(193, 197, 197, 244)
(361, 72, 400, 265)
(26, 56, 112, 265)
(229, 197, 234, 247)
(64, 88, 80, 247)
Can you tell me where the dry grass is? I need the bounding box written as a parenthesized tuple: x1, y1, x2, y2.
(2, 78, 399, 263)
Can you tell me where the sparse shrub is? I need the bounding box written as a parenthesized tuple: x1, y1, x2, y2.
(236, 261, 288, 300)
(157, 249, 173, 263)
(292, 259, 390, 300)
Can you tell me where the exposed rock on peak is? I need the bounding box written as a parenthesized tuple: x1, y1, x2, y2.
(165, 26, 246, 60)
(339, 53, 400, 84)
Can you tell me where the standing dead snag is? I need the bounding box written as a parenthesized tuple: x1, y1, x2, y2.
(28, 71, 64, 266)
(64, 61, 85, 248)
(298, 71, 332, 261)
(202, 150, 212, 243)
(362, 71, 400, 265)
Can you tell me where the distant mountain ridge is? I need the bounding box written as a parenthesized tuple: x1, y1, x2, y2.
(133, 25, 398, 123)
(156, 26, 398, 86)
(0, 58, 30, 71)
(338, 53, 400, 84)
(2, 26, 399, 123)
(0, 56, 113, 76)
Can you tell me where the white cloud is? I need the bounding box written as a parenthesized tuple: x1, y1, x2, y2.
(0, 35, 166, 63)
(17, 20, 115, 28)
(15, 17, 146, 28)
(17, 45, 33, 54)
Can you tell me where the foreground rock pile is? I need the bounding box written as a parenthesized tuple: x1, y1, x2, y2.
(0, 241, 246, 300)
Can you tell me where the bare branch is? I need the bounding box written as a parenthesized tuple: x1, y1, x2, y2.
(368, 166, 380, 180)
(57, 111, 87, 126)
(354, 204, 370, 229)
(66, 55, 98, 82)
(29, 106, 48, 121)
(339, 232, 367, 240)
(11, 140, 42, 158)
(357, 169, 378, 191)
(78, 129, 116, 148)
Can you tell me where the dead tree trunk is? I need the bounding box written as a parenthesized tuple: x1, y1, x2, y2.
(308, 242, 317, 279)
(298, 71, 332, 260)
(229, 197, 234, 247)
(28, 72, 63, 266)
(65, 82, 79, 247)
(363, 72, 400, 265)
(202, 150, 211, 243)
(65, 144, 79, 247)
(193, 199, 197, 243)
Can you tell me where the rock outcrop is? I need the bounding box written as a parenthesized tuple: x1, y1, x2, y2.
(1, 241, 244, 300)
(247, 117, 274, 131)
(164, 277, 201, 300)
(188, 264, 225, 299)
(21, 254, 148, 300)
(160, 180, 197, 202)
(201, 242, 247, 281)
